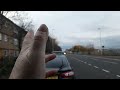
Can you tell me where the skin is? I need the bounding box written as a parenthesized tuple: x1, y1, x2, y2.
(9, 24, 57, 79)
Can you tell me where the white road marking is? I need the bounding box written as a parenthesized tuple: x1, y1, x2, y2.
(71, 57, 84, 63)
(82, 55, 120, 62)
(102, 61, 118, 64)
(102, 69, 110, 73)
(94, 66, 99, 68)
(71, 57, 89, 65)
(116, 75, 120, 78)
(88, 64, 92, 66)
(92, 58, 97, 60)
(71, 57, 81, 61)
(69, 56, 120, 78)
(92, 58, 118, 64)
(113, 59, 120, 61)
(88, 56, 120, 61)
(98, 57, 120, 61)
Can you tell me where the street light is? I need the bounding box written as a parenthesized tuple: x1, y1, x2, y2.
(102, 45, 104, 55)
(52, 29, 54, 52)
(98, 28, 102, 55)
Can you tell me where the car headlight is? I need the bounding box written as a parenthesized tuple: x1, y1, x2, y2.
(64, 53, 66, 54)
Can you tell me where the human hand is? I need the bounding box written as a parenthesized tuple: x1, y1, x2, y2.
(9, 24, 56, 79)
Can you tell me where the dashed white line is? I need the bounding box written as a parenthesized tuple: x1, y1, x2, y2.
(71, 57, 82, 61)
(102, 69, 110, 73)
(92, 58, 98, 61)
(95, 57, 120, 62)
(78, 60, 84, 63)
(94, 66, 99, 69)
(82, 55, 120, 62)
(88, 64, 92, 66)
(116, 75, 120, 78)
(71, 57, 89, 65)
(102, 61, 118, 64)
(92, 58, 118, 64)
(113, 59, 120, 61)
(98, 57, 120, 61)
(70, 56, 120, 78)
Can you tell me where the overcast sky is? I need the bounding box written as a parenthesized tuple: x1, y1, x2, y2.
(24, 11, 120, 51)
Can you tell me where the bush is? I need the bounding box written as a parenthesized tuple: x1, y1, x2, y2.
(0, 56, 17, 79)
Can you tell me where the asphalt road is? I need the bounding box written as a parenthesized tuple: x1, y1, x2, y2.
(66, 54, 120, 79)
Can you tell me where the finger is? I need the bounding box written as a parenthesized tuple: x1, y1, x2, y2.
(31, 24, 48, 52)
(21, 30, 34, 50)
(45, 54, 56, 63)
(27, 24, 49, 78)
(46, 70, 58, 78)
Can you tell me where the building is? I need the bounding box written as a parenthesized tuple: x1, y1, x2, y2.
(0, 14, 27, 62)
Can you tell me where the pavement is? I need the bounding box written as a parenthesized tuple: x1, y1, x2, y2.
(66, 54, 120, 79)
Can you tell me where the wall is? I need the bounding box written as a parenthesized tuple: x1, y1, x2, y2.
(0, 14, 27, 61)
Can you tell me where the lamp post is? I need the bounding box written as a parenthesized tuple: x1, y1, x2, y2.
(98, 28, 102, 55)
(52, 29, 54, 52)
(102, 45, 104, 55)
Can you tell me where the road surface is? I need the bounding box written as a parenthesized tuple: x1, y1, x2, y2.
(66, 54, 120, 79)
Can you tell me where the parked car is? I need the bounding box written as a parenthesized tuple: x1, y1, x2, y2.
(46, 51, 75, 79)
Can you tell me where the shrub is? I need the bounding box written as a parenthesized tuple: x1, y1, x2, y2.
(0, 56, 17, 79)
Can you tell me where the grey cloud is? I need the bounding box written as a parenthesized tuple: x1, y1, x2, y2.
(100, 35, 120, 49)
(62, 35, 120, 50)
(26, 11, 120, 50)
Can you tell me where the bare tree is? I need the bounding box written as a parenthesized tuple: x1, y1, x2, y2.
(10, 12, 34, 31)
(18, 19, 34, 31)
(0, 11, 9, 16)
(0, 11, 34, 31)
(0, 11, 19, 18)
(86, 44, 95, 55)
(46, 36, 62, 54)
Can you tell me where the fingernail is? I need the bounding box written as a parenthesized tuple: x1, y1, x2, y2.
(38, 24, 48, 32)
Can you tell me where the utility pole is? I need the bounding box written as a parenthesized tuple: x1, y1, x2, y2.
(102, 46, 104, 55)
(98, 28, 102, 55)
(52, 39, 54, 52)
(52, 29, 54, 52)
